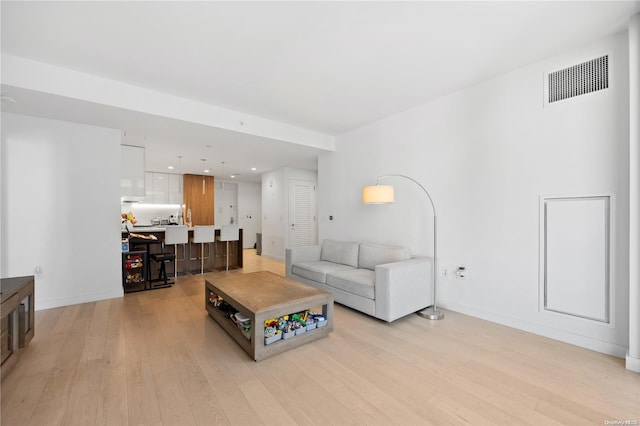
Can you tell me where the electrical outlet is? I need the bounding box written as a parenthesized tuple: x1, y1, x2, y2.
(456, 267, 466, 280)
(442, 266, 448, 277)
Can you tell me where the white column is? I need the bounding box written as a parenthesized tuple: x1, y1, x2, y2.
(628, 12, 640, 373)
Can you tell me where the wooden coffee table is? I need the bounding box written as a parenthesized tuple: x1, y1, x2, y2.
(204, 271, 334, 361)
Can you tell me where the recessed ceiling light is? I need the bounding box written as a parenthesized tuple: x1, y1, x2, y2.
(230, 175, 236, 178)
(251, 167, 257, 171)
(168, 166, 174, 170)
(204, 169, 210, 173)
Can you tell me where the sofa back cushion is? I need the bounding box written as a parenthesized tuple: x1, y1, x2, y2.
(358, 242, 411, 270)
(320, 240, 359, 268)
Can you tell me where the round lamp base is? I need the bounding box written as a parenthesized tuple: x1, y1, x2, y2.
(417, 307, 444, 320)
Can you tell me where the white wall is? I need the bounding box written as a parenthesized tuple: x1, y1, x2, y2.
(1, 113, 123, 309)
(238, 181, 262, 249)
(319, 33, 630, 357)
(628, 11, 640, 372)
(0, 110, 3, 278)
(261, 169, 286, 260)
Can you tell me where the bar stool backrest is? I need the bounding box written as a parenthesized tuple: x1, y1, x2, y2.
(165, 225, 188, 245)
(193, 225, 216, 243)
(219, 225, 240, 242)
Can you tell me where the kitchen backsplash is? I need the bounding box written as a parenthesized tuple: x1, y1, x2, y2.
(121, 203, 182, 226)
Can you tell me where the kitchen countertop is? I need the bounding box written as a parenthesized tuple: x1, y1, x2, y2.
(123, 225, 243, 233)
(128, 226, 173, 232)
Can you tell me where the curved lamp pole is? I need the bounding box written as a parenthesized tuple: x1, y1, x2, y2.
(362, 174, 444, 320)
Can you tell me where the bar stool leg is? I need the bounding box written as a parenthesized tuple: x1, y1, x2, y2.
(160, 261, 168, 286)
(226, 240, 230, 271)
(174, 244, 178, 279)
(200, 243, 204, 274)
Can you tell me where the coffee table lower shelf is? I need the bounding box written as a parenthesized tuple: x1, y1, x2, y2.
(205, 273, 333, 361)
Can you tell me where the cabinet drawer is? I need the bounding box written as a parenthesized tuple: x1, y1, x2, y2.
(1, 292, 20, 364)
(1, 330, 9, 365)
(1, 292, 21, 313)
(0, 315, 7, 335)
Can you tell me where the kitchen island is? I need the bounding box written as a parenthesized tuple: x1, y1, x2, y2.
(122, 226, 243, 278)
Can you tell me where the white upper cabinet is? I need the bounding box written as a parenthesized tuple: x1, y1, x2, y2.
(121, 145, 145, 200)
(168, 174, 183, 204)
(143, 172, 182, 204)
(153, 172, 169, 203)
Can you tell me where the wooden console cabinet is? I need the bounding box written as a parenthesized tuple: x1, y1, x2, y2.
(1, 275, 35, 380)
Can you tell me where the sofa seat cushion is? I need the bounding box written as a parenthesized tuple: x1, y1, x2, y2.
(292, 261, 355, 284)
(326, 269, 375, 300)
(320, 240, 359, 268)
(358, 242, 411, 271)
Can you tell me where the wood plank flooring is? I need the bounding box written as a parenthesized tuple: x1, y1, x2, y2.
(1, 250, 638, 425)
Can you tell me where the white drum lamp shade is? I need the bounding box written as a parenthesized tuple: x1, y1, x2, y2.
(362, 185, 395, 204)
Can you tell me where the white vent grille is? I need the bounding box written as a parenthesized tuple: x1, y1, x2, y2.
(548, 55, 609, 103)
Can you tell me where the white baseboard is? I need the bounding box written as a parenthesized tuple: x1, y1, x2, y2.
(36, 289, 124, 311)
(626, 350, 640, 373)
(260, 253, 284, 262)
(439, 300, 628, 358)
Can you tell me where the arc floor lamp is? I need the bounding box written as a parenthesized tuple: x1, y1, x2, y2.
(362, 174, 444, 320)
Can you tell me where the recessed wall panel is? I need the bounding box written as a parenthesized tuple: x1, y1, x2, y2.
(543, 196, 610, 322)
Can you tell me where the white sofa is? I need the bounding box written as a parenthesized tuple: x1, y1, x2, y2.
(285, 240, 433, 322)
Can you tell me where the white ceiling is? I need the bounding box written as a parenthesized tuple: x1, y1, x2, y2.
(2, 1, 639, 181)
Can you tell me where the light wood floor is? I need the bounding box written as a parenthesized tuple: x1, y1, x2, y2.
(1, 250, 638, 426)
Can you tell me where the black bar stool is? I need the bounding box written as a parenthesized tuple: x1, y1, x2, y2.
(128, 235, 162, 289)
(150, 241, 176, 289)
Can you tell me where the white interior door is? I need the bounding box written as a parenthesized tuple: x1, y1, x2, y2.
(289, 179, 315, 247)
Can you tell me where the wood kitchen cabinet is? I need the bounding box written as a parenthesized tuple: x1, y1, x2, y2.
(183, 174, 215, 225)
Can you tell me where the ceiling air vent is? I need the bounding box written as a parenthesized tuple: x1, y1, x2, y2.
(548, 55, 609, 104)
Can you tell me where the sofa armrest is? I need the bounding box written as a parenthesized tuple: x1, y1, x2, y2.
(374, 257, 433, 322)
(285, 245, 322, 278)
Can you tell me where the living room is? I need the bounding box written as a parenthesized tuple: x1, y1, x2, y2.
(2, 2, 640, 425)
